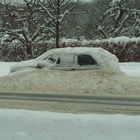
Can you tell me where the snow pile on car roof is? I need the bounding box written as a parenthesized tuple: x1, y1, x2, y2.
(37, 47, 120, 73)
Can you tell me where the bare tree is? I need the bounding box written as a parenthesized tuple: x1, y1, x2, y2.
(98, 0, 140, 39)
(0, 0, 47, 58)
(39, 0, 79, 48)
(83, 0, 110, 39)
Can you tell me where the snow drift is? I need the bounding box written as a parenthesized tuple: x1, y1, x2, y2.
(0, 67, 140, 96)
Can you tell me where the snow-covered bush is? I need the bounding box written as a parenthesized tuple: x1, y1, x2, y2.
(58, 37, 140, 62)
(98, 0, 140, 38)
(25, 37, 140, 62)
(0, 37, 140, 62)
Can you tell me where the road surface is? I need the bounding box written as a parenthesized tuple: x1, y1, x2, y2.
(0, 92, 140, 114)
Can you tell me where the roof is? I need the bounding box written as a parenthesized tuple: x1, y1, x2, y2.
(37, 47, 108, 59)
(48, 47, 103, 54)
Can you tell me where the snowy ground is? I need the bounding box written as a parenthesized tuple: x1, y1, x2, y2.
(1, 109, 140, 140)
(119, 62, 140, 77)
(0, 62, 140, 140)
(0, 62, 12, 76)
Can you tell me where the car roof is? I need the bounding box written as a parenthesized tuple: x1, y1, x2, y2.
(37, 47, 107, 60)
(47, 47, 103, 54)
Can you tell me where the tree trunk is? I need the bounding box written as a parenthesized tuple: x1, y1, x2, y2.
(26, 44, 35, 59)
(56, 20, 60, 48)
(30, 45, 35, 58)
(56, 0, 60, 48)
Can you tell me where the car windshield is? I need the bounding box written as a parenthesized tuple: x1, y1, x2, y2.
(43, 55, 59, 64)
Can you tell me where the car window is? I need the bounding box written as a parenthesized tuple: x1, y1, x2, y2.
(78, 54, 97, 66)
(55, 55, 74, 67)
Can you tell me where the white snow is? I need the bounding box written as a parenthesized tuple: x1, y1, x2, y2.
(0, 61, 140, 77)
(36, 47, 120, 73)
(0, 62, 12, 76)
(0, 61, 140, 95)
(0, 62, 140, 77)
(0, 62, 140, 139)
(119, 62, 140, 77)
(106, 36, 140, 45)
(0, 109, 140, 140)
(112, 0, 121, 4)
(0, 34, 11, 46)
(64, 36, 140, 45)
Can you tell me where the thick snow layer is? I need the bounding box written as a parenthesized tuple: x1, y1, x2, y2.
(0, 62, 140, 139)
(0, 63, 140, 139)
(0, 109, 140, 140)
(0, 62, 140, 96)
(9, 47, 120, 74)
(36, 47, 120, 73)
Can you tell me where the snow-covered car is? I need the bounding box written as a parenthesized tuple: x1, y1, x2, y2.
(10, 47, 120, 73)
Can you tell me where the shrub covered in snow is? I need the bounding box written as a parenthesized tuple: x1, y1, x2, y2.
(0, 36, 140, 62)
(59, 37, 140, 62)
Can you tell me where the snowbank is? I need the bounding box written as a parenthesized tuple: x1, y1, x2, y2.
(0, 61, 140, 96)
(1, 109, 140, 140)
(0, 67, 139, 96)
(0, 63, 140, 139)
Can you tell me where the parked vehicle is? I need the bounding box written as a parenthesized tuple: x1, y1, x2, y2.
(10, 47, 120, 73)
